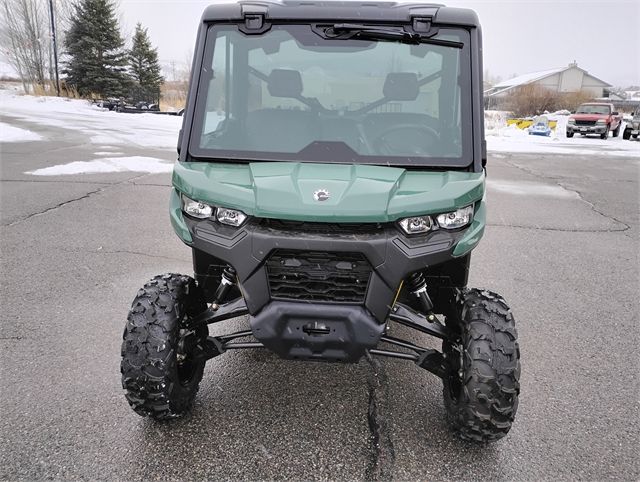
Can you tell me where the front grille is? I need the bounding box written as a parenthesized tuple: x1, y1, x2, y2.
(575, 120, 596, 126)
(266, 250, 372, 303)
(262, 219, 384, 235)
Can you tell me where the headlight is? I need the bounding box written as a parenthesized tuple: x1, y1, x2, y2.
(596, 119, 606, 124)
(181, 194, 214, 219)
(568, 118, 576, 124)
(181, 194, 247, 226)
(436, 205, 474, 230)
(216, 207, 247, 227)
(398, 216, 433, 235)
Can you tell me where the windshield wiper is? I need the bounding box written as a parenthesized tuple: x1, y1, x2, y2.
(328, 24, 463, 49)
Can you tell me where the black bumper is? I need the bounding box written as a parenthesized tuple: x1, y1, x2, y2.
(186, 218, 467, 324)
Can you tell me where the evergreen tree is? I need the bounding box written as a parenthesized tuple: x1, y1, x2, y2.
(63, 0, 130, 97)
(128, 23, 164, 103)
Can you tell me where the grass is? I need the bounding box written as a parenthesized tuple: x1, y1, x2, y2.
(160, 81, 188, 112)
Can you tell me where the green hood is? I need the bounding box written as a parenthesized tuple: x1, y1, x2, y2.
(172, 162, 484, 223)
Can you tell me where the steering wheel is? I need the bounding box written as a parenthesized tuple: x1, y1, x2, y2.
(372, 124, 440, 156)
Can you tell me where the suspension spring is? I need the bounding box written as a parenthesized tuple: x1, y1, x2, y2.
(211, 265, 237, 310)
(407, 271, 436, 321)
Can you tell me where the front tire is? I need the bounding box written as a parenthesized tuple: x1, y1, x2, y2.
(121, 274, 209, 420)
(623, 128, 631, 140)
(566, 131, 574, 138)
(600, 126, 610, 140)
(612, 123, 621, 137)
(443, 289, 520, 442)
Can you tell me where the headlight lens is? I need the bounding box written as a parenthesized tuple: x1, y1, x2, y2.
(398, 216, 433, 235)
(182, 194, 214, 219)
(216, 207, 247, 227)
(596, 119, 606, 124)
(181, 194, 247, 226)
(436, 205, 474, 230)
(568, 118, 576, 124)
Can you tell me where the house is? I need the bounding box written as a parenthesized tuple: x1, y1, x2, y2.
(484, 62, 611, 109)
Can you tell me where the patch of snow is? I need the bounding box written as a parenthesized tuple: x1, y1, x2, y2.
(94, 151, 124, 156)
(487, 179, 579, 199)
(26, 157, 174, 176)
(0, 90, 182, 149)
(0, 121, 42, 142)
(485, 111, 640, 158)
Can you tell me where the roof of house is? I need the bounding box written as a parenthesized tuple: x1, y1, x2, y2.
(492, 68, 566, 89)
(485, 63, 611, 97)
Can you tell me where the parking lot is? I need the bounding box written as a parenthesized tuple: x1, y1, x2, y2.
(1, 113, 638, 480)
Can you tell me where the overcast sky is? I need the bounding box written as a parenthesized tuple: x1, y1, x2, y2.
(118, 0, 639, 87)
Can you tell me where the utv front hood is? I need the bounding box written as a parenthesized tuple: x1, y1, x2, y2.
(173, 161, 484, 223)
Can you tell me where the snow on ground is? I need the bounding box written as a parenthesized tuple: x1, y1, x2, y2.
(486, 111, 640, 157)
(1, 89, 638, 177)
(0, 121, 42, 142)
(27, 157, 173, 176)
(0, 89, 181, 149)
(487, 179, 579, 199)
(94, 151, 124, 156)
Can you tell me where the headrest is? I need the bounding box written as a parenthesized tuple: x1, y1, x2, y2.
(267, 69, 303, 98)
(383, 72, 419, 101)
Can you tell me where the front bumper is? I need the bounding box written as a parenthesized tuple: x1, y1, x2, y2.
(170, 189, 485, 324)
(567, 124, 607, 134)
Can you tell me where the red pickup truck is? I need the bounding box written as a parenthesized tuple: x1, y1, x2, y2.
(566, 103, 623, 140)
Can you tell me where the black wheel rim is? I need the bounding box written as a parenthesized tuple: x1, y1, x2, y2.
(445, 341, 464, 403)
(177, 356, 198, 386)
(176, 326, 205, 386)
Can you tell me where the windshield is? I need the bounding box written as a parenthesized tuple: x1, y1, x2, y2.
(190, 24, 472, 167)
(576, 104, 611, 115)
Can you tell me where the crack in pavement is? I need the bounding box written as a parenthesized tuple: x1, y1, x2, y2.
(498, 158, 632, 233)
(4, 187, 105, 227)
(3, 173, 151, 227)
(365, 353, 395, 481)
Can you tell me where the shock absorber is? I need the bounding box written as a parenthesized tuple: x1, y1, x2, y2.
(407, 271, 437, 322)
(211, 265, 237, 310)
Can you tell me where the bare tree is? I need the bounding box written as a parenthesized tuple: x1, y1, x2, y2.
(0, 0, 75, 94)
(505, 85, 561, 117)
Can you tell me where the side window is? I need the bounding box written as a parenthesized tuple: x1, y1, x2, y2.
(205, 33, 232, 134)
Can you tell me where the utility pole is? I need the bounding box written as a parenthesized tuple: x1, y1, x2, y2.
(48, 0, 61, 96)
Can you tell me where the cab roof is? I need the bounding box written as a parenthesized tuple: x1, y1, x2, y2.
(201, 1, 480, 27)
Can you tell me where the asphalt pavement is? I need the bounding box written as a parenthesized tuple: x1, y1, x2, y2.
(1, 115, 638, 481)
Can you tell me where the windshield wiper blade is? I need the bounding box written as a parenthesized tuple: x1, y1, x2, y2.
(329, 24, 463, 49)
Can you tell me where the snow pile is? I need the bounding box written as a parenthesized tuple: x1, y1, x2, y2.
(484, 110, 510, 136)
(27, 157, 174, 175)
(0, 121, 42, 142)
(484, 110, 639, 157)
(0, 90, 182, 149)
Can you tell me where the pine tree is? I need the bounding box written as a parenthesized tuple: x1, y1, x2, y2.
(63, 0, 130, 97)
(128, 23, 164, 104)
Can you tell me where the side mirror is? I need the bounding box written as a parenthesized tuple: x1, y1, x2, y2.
(612, 111, 619, 115)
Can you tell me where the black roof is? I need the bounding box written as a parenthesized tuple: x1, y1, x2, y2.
(201, 1, 480, 27)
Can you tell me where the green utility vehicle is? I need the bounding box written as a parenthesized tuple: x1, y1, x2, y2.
(121, 1, 520, 442)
